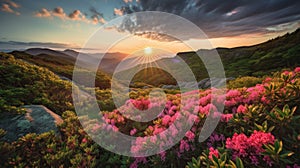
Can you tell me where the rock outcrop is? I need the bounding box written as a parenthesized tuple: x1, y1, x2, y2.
(0, 105, 63, 142)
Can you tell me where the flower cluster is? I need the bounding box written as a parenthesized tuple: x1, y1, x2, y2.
(226, 131, 275, 166)
(209, 147, 219, 159)
(87, 67, 300, 167)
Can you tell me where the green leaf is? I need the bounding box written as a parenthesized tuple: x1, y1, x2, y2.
(235, 158, 244, 168)
(254, 123, 263, 131)
(274, 140, 280, 153)
(228, 160, 237, 168)
(280, 152, 294, 158)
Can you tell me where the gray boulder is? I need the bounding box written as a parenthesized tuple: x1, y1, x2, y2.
(0, 105, 63, 142)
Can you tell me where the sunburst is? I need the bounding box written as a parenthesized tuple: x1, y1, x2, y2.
(144, 47, 152, 55)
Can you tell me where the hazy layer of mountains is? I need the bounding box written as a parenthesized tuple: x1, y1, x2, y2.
(6, 28, 300, 87)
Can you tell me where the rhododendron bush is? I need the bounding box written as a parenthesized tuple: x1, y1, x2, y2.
(1, 67, 300, 167)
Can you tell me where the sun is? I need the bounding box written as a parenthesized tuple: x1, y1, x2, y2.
(144, 47, 152, 55)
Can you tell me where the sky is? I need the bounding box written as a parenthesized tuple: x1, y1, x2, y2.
(0, 0, 299, 54)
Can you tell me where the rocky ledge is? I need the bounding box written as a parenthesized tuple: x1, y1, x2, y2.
(0, 105, 63, 142)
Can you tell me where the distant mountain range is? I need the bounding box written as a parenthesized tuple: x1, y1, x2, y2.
(6, 28, 300, 87)
(122, 28, 300, 85)
(21, 48, 128, 74)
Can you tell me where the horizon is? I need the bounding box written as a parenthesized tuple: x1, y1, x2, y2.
(1, 28, 299, 55)
(0, 0, 300, 54)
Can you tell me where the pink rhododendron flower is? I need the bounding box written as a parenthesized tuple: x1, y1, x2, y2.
(237, 105, 247, 113)
(208, 147, 219, 159)
(81, 138, 87, 143)
(130, 128, 137, 136)
(264, 77, 272, 83)
(179, 140, 190, 153)
(162, 115, 171, 126)
(227, 90, 241, 98)
(225, 99, 237, 107)
(221, 114, 233, 122)
(282, 70, 290, 76)
(185, 131, 195, 141)
(226, 131, 275, 165)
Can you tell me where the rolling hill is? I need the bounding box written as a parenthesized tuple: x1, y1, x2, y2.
(123, 28, 300, 86)
(6, 28, 300, 88)
(8, 49, 125, 89)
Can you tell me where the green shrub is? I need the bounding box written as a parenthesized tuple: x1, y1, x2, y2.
(227, 76, 262, 89)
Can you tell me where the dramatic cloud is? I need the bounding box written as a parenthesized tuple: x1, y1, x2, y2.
(114, 8, 123, 16)
(90, 7, 106, 24)
(34, 8, 51, 18)
(92, 16, 106, 24)
(34, 6, 105, 24)
(34, 7, 106, 24)
(133, 31, 180, 42)
(4, 0, 19, 8)
(1, 4, 13, 13)
(113, 0, 300, 41)
(1, 0, 20, 15)
(52, 6, 66, 19)
(69, 9, 86, 21)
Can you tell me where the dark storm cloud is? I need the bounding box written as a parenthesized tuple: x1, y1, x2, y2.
(114, 0, 300, 40)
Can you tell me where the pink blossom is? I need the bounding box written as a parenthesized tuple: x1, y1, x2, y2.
(261, 96, 270, 104)
(185, 131, 195, 141)
(221, 114, 233, 122)
(208, 147, 219, 159)
(153, 127, 165, 135)
(226, 131, 275, 165)
(225, 99, 237, 107)
(282, 70, 290, 76)
(112, 125, 119, 132)
(110, 119, 116, 125)
(199, 94, 211, 106)
(159, 131, 167, 141)
(264, 77, 272, 83)
(179, 140, 190, 153)
(162, 115, 171, 126)
(193, 106, 200, 114)
(150, 136, 157, 143)
(227, 90, 241, 98)
(131, 144, 142, 154)
(81, 138, 87, 143)
(170, 125, 178, 137)
(237, 105, 247, 113)
(130, 128, 137, 136)
(295, 67, 300, 73)
(226, 133, 248, 158)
